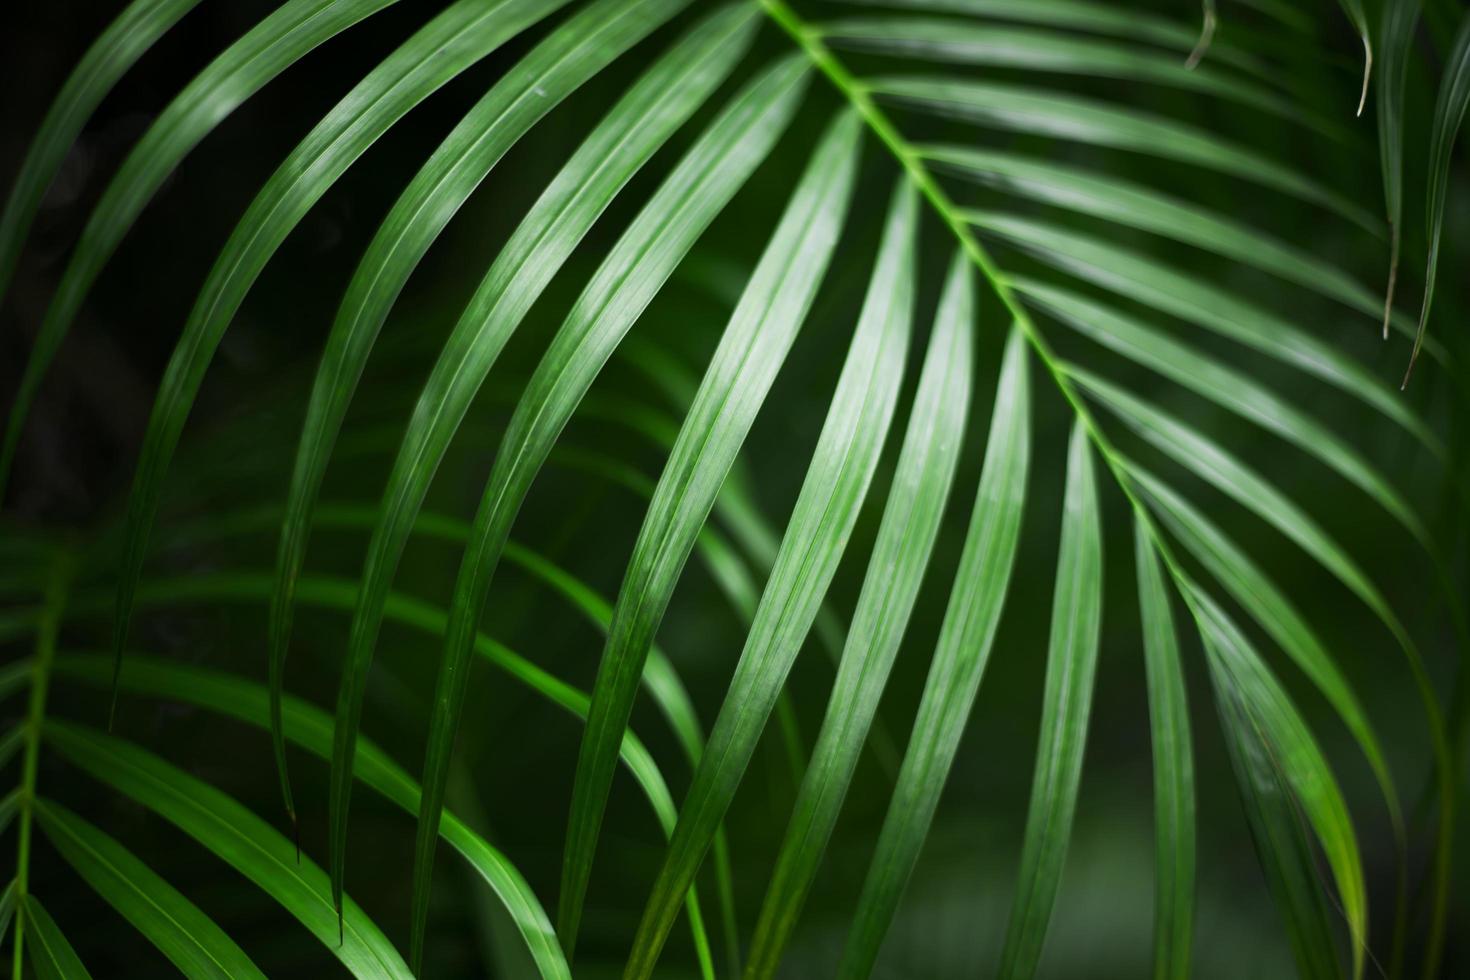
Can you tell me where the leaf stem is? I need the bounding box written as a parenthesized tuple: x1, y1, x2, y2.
(10, 547, 73, 980)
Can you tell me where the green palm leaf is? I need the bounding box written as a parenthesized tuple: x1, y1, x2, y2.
(823, 17, 1307, 124)
(52, 654, 571, 980)
(1187, 584, 1368, 979)
(746, 249, 973, 978)
(1023, 281, 1426, 539)
(34, 798, 266, 979)
(1405, 10, 1470, 382)
(871, 77, 1379, 232)
(0, 0, 202, 304)
(626, 173, 915, 978)
(977, 213, 1438, 445)
(60, 570, 718, 972)
(109, 0, 570, 775)
(996, 418, 1102, 980)
(41, 721, 410, 978)
(2, 0, 405, 497)
(1133, 523, 1194, 980)
(1130, 466, 1400, 830)
(560, 105, 861, 954)
(230, 0, 695, 919)
(839, 323, 1031, 978)
(21, 895, 93, 980)
(418, 52, 811, 961)
(1211, 677, 1342, 980)
(836, 0, 1265, 73)
(1375, 0, 1420, 337)
(4, 0, 1461, 975)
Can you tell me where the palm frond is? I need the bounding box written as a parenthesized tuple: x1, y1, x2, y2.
(3, 0, 1467, 976)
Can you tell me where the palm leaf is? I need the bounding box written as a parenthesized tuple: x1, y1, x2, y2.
(1133, 523, 1195, 980)
(746, 249, 972, 977)
(33, 798, 266, 979)
(995, 418, 1103, 980)
(1405, 10, 1470, 382)
(836, 0, 1266, 73)
(0, 0, 202, 304)
(838, 323, 1031, 977)
(560, 104, 861, 954)
(822, 17, 1307, 124)
(975, 213, 1438, 443)
(625, 173, 916, 978)
(1130, 466, 1400, 830)
(237, 0, 694, 919)
(1, 0, 405, 497)
(109, 0, 571, 786)
(870, 77, 1380, 231)
(416, 53, 810, 961)
(1375, 0, 1421, 337)
(1187, 585, 1368, 978)
(1212, 675, 1342, 980)
(21, 895, 93, 980)
(41, 719, 408, 978)
(60, 570, 718, 971)
(52, 654, 572, 980)
(4, 0, 1461, 975)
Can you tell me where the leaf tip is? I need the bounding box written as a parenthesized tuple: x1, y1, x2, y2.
(1186, 0, 1217, 70)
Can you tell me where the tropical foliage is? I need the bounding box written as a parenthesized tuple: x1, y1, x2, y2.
(1, 0, 1467, 977)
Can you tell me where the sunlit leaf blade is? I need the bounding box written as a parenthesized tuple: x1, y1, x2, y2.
(39, 721, 409, 979)
(421, 53, 812, 961)
(284, 0, 694, 925)
(1211, 674, 1341, 980)
(626, 173, 915, 979)
(971, 212, 1439, 447)
(1018, 280, 1427, 541)
(1133, 522, 1194, 980)
(1129, 466, 1399, 830)
(831, 0, 1268, 73)
(1, 0, 404, 497)
(1188, 585, 1368, 978)
(822, 18, 1307, 123)
(0, 0, 203, 305)
(320, 7, 760, 964)
(839, 323, 1031, 979)
(52, 655, 571, 980)
(620, 339, 893, 778)
(869, 77, 1381, 233)
(108, 0, 570, 809)
(1375, 0, 1421, 338)
(560, 105, 860, 955)
(997, 418, 1102, 980)
(1405, 10, 1470, 384)
(21, 896, 93, 980)
(930, 150, 1409, 335)
(62, 570, 714, 973)
(34, 798, 266, 979)
(747, 248, 972, 979)
(1073, 368, 1403, 631)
